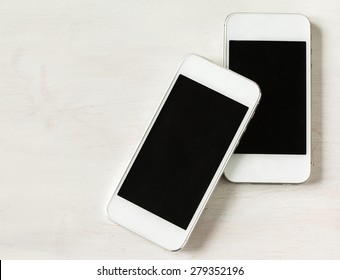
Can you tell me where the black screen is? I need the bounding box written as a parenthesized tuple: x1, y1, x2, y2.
(118, 75, 248, 229)
(229, 41, 306, 154)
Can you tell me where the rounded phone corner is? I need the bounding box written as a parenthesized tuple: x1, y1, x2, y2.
(284, 160, 312, 185)
(223, 170, 238, 184)
(169, 245, 183, 252)
(181, 54, 212, 67)
(248, 80, 262, 104)
(223, 169, 230, 181)
(294, 167, 312, 185)
(106, 200, 115, 223)
(182, 53, 200, 60)
(224, 12, 241, 27)
(168, 238, 188, 252)
(295, 13, 311, 28)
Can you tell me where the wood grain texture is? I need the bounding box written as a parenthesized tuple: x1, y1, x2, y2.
(0, 0, 339, 259)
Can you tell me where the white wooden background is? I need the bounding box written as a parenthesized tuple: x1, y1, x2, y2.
(0, 0, 338, 259)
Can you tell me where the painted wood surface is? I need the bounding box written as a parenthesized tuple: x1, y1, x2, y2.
(0, 0, 339, 259)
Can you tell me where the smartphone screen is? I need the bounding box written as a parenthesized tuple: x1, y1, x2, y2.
(118, 74, 248, 230)
(229, 40, 306, 155)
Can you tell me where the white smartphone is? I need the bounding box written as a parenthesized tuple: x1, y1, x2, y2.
(107, 55, 260, 251)
(224, 13, 311, 184)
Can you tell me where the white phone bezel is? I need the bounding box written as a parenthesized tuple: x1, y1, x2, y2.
(107, 54, 260, 251)
(224, 13, 311, 184)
